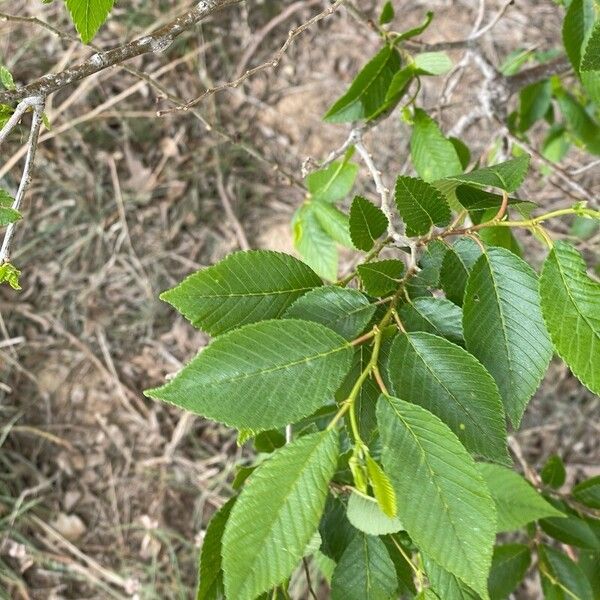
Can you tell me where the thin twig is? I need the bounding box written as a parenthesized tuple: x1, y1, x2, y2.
(0, 96, 45, 264)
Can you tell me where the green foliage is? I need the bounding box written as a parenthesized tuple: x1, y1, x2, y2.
(349, 196, 389, 251)
(143, 14, 600, 598)
(222, 431, 338, 600)
(0, 66, 15, 91)
(0, 189, 20, 227)
(64, 0, 114, 43)
(540, 241, 600, 395)
(0, 263, 21, 290)
(581, 21, 600, 71)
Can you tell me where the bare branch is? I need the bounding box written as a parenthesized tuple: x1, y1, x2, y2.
(0, 0, 241, 105)
(0, 97, 45, 263)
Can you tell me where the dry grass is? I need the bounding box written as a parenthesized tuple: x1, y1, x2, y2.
(0, 0, 599, 598)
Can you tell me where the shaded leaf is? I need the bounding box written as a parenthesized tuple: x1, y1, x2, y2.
(539, 545, 594, 600)
(379, 1, 394, 25)
(146, 320, 352, 430)
(540, 515, 600, 550)
(284, 286, 375, 340)
(358, 259, 404, 296)
(440, 237, 482, 306)
(394, 175, 451, 236)
(444, 155, 530, 193)
(423, 556, 479, 600)
(562, 0, 595, 71)
(488, 544, 531, 600)
(222, 431, 339, 600)
(541, 455, 567, 489)
(319, 494, 355, 561)
(573, 476, 600, 509)
(399, 297, 464, 346)
(519, 80, 552, 132)
(349, 196, 389, 251)
(330, 532, 398, 600)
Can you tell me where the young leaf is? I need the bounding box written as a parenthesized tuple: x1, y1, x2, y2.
(358, 259, 404, 296)
(196, 498, 235, 600)
(365, 454, 397, 518)
(573, 476, 600, 509)
(377, 395, 496, 598)
(222, 430, 339, 600)
(65, 0, 114, 43)
(556, 90, 600, 155)
(0, 207, 21, 227)
(293, 203, 338, 281)
(394, 175, 451, 236)
(581, 21, 600, 71)
(379, 0, 395, 25)
(410, 109, 463, 182)
(395, 11, 434, 42)
(312, 201, 354, 248)
(0, 66, 15, 91)
(283, 286, 375, 340)
(324, 46, 402, 123)
(386, 332, 509, 462)
(440, 237, 482, 306)
(0, 262, 21, 290)
(349, 196, 389, 251)
(145, 319, 352, 430)
(488, 544, 531, 600)
(413, 52, 453, 76)
(539, 545, 594, 600)
(330, 532, 398, 600)
(399, 297, 464, 345)
(477, 463, 563, 532)
(540, 455, 567, 489)
(463, 247, 553, 426)
(444, 155, 530, 193)
(319, 495, 356, 561)
(161, 250, 322, 336)
(540, 241, 600, 395)
(306, 160, 359, 204)
(346, 492, 403, 535)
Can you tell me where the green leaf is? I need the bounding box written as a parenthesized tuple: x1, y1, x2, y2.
(463, 247, 553, 426)
(319, 495, 355, 561)
(358, 259, 404, 296)
(365, 454, 397, 518)
(395, 11, 434, 42)
(478, 223, 523, 257)
(346, 491, 403, 535)
(324, 46, 402, 123)
(573, 476, 600, 509)
(410, 109, 463, 182)
(349, 196, 389, 251)
(579, 551, 600, 598)
(306, 160, 359, 203)
(145, 319, 352, 430)
(65, 0, 114, 43)
(0, 189, 14, 208)
(562, 0, 595, 71)
(540, 241, 600, 395)
(284, 286, 375, 340)
(556, 90, 600, 155)
(413, 52, 453, 75)
(399, 297, 464, 345)
(444, 155, 530, 193)
(406, 240, 448, 298)
(488, 544, 531, 600)
(383, 67, 414, 105)
(196, 498, 235, 600)
(377, 395, 496, 597)
(330, 532, 398, 600)
(539, 545, 594, 600)
(440, 237, 482, 306)
(379, 0, 395, 25)
(541, 514, 600, 550)
(293, 203, 338, 281)
(161, 250, 321, 336)
(394, 176, 451, 236)
(477, 463, 563, 532)
(581, 21, 600, 71)
(387, 332, 508, 462)
(0, 66, 15, 91)
(519, 80, 552, 132)
(0, 207, 21, 227)
(312, 201, 353, 248)
(455, 186, 534, 218)
(449, 138, 471, 170)
(0, 262, 21, 290)
(423, 557, 479, 600)
(222, 431, 338, 600)
(254, 430, 286, 454)
(541, 455, 567, 489)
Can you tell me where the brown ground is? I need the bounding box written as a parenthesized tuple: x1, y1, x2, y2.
(1, 1, 599, 598)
